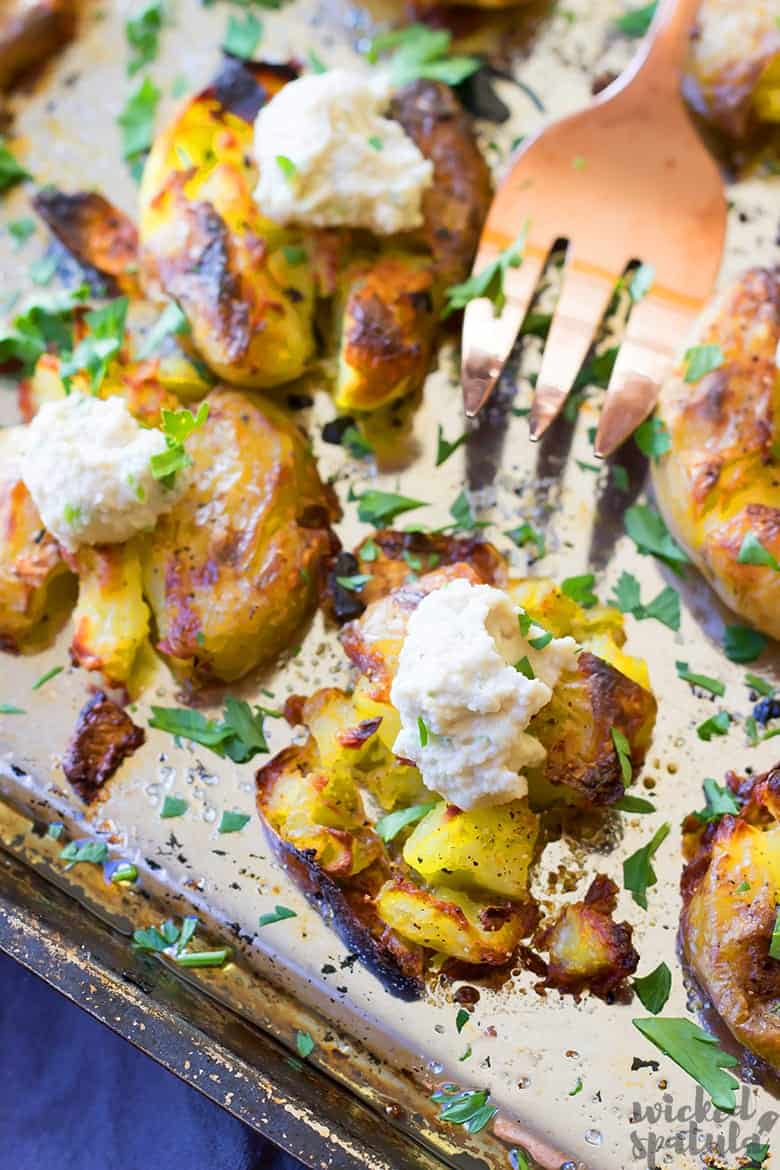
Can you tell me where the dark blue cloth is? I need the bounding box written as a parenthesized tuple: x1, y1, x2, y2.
(0, 952, 304, 1170)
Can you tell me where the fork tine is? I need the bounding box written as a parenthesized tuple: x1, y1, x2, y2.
(529, 254, 624, 441)
(593, 290, 704, 457)
(461, 238, 549, 418)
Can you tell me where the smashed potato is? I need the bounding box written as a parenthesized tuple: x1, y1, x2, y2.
(688, 1, 780, 137)
(681, 768, 780, 1069)
(653, 267, 780, 640)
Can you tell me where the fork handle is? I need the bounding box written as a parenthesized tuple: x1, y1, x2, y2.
(627, 0, 703, 94)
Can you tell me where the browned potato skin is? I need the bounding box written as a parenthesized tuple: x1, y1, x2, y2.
(652, 267, 780, 640)
(534, 874, 638, 999)
(528, 651, 657, 807)
(681, 767, 780, 1070)
(0, 473, 70, 652)
(142, 386, 339, 684)
(390, 79, 493, 292)
(32, 189, 140, 297)
(353, 528, 507, 606)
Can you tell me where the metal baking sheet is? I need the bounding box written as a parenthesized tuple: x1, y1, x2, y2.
(1, 2, 780, 1168)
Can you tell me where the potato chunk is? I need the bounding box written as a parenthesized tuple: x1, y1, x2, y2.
(402, 801, 539, 900)
(376, 878, 524, 965)
(69, 541, 150, 686)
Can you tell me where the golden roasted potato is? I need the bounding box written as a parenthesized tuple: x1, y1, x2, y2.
(0, 456, 72, 652)
(652, 267, 780, 640)
(68, 541, 150, 687)
(257, 740, 382, 877)
(139, 60, 316, 389)
(534, 874, 638, 998)
(688, 1, 780, 137)
(351, 528, 507, 607)
(681, 768, 780, 1070)
(142, 385, 338, 684)
(402, 800, 539, 900)
(376, 878, 525, 964)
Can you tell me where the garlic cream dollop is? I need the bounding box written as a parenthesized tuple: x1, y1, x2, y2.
(253, 69, 434, 235)
(390, 578, 579, 810)
(18, 393, 183, 550)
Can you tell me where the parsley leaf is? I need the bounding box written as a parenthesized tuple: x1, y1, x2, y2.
(149, 697, 269, 763)
(506, 521, 545, 559)
(258, 905, 297, 927)
(447, 489, 485, 533)
(737, 530, 780, 571)
(296, 1030, 315, 1058)
(745, 672, 775, 698)
(675, 661, 725, 697)
(443, 225, 527, 319)
(136, 300, 190, 359)
(341, 426, 374, 458)
(218, 810, 251, 834)
(624, 504, 689, 568)
(614, 794, 656, 813)
(222, 11, 263, 58)
(632, 1018, 738, 1111)
(696, 710, 731, 741)
(634, 416, 671, 463)
(623, 822, 670, 909)
(0, 704, 25, 715)
(611, 571, 680, 630)
(375, 801, 437, 843)
(275, 154, 297, 180)
(436, 424, 468, 466)
(455, 1008, 469, 1034)
(431, 1086, 497, 1135)
(118, 77, 161, 172)
(683, 344, 725, 383)
(724, 624, 767, 663)
(126, 0, 164, 75)
(0, 284, 89, 374)
(356, 490, 426, 526)
(693, 777, 740, 824)
(160, 795, 188, 818)
(60, 839, 109, 868)
(611, 727, 633, 785)
(369, 24, 480, 89)
(561, 573, 597, 608)
(770, 910, 780, 961)
(633, 962, 671, 1014)
(615, 2, 657, 36)
(0, 138, 30, 193)
(515, 655, 535, 679)
(60, 296, 128, 394)
(150, 401, 208, 486)
(417, 716, 429, 747)
(8, 217, 35, 249)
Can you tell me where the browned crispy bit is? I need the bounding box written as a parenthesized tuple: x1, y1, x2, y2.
(0, 0, 76, 91)
(390, 79, 492, 290)
(533, 874, 638, 1000)
(32, 189, 140, 297)
(353, 528, 507, 606)
(62, 691, 145, 803)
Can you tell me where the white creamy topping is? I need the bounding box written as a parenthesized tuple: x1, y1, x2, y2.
(253, 69, 434, 235)
(17, 393, 183, 550)
(390, 578, 579, 810)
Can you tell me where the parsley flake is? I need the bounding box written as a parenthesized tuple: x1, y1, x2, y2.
(683, 343, 725, 383)
(435, 424, 468, 466)
(724, 624, 767, 663)
(561, 573, 597, 608)
(258, 905, 297, 927)
(623, 822, 670, 909)
(614, 794, 656, 814)
(737, 530, 780, 571)
(0, 138, 30, 193)
(693, 777, 740, 824)
(696, 711, 731, 741)
(611, 727, 633, 785)
(160, 795, 188, 818)
(149, 696, 269, 763)
(443, 225, 528, 319)
(126, 0, 164, 75)
(615, 2, 657, 36)
(506, 521, 545, 560)
(431, 1085, 497, 1135)
(675, 661, 725, 697)
(633, 962, 671, 1014)
(632, 1017, 738, 1111)
(634, 416, 671, 462)
(375, 802, 437, 844)
(625, 505, 689, 568)
(218, 810, 251, 834)
(222, 11, 263, 59)
(118, 77, 161, 173)
(368, 24, 479, 89)
(296, 1030, 315, 1058)
(276, 154, 297, 180)
(150, 401, 208, 486)
(32, 664, 63, 690)
(417, 716, 429, 747)
(356, 490, 427, 526)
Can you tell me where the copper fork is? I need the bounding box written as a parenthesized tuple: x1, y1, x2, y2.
(461, 0, 726, 457)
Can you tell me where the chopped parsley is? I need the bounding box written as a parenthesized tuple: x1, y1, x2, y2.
(307, 49, 327, 73)
(683, 343, 725, 383)
(770, 910, 780, 961)
(360, 538, 379, 562)
(367, 135, 383, 151)
(341, 426, 374, 458)
(515, 656, 535, 679)
(693, 777, 740, 824)
(417, 716, 429, 747)
(117, 77, 161, 176)
(745, 672, 775, 698)
(218, 810, 251, 834)
(8, 217, 35, 249)
(615, 2, 657, 36)
(675, 661, 725, 697)
(610, 727, 633, 785)
(613, 794, 656, 814)
(258, 905, 297, 927)
(356, 490, 427, 526)
(160, 795, 188, 819)
(60, 839, 109, 868)
(435, 425, 468, 466)
(109, 861, 138, 884)
(133, 914, 230, 967)
(696, 710, 731, 741)
(368, 24, 480, 89)
(282, 244, 307, 266)
(561, 573, 597, 608)
(611, 571, 680, 630)
(624, 504, 689, 569)
(149, 696, 269, 763)
(296, 1030, 315, 1058)
(443, 225, 528, 319)
(569, 1077, 583, 1096)
(723, 624, 767, 663)
(335, 573, 370, 592)
(455, 1008, 469, 1034)
(136, 299, 190, 359)
(447, 489, 485, 533)
(222, 11, 263, 59)
(0, 703, 25, 715)
(737, 530, 780, 571)
(126, 0, 164, 75)
(31, 664, 64, 691)
(506, 522, 545, 560)
(276, 154, 297, 180)
(375, 802, 437, 844)
(632, 1017, 738, 1111)
(430, 1086, 497, 1135)
(623, 822, 670, 909)
(633, 962, 671, 1014)
(150, 401, 208, 486)
(0, 284, 90, 374)
(60, 296, 129, 394)
(633, 416, 671, 462)
(0, 138, 30, 193)
(528, 628, 553, 651)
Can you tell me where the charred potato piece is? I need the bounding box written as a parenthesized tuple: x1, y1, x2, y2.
(142, 386, 338, 685)
(32, 189, 140, 297)
(62, 691, 145, 803)
(139, 59, 316, 388)
(257, 741, 381, 877)
(534, 875, 639, 999)
(353, 528, 507, 606)
(653, 267, 780, 640)
(0, 448, 72, 653)
(402, 800, 539, 900)
(688, 1, 780, 137)
(681, 768, 780, 1069)
(68, 541, 150, 687)
(0, 0, 75, 90)
(376, 878, 525, 964)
